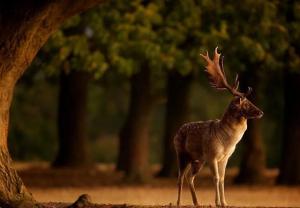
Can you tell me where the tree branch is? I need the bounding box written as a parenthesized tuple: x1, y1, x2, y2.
(61, 0, 105, 19)
(0, 0, 106, 78)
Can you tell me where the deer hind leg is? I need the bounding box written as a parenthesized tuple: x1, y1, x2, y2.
(185, 160, 204, 206)
(209, 160, 221, 206)
(218, 158, 229, 206)
(176, 153, 190, 206)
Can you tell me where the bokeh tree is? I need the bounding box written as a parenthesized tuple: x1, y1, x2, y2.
(278, 0, 300, 184)
(36, 15, 108, 167)
(84, 1, 165, 181)
(157, 0, 235, 178)
(156, 0, 203, 177)
(157, 0, 288, 182)
(209, 0, 288, 183)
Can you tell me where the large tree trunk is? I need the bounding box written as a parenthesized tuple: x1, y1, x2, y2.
(0, 78, 34, 207)
(116, 68, 154, 182)
(277, 71, 300, 184)
(235, 68, 266, 184)
(0, 1, 103, 206)
(53, 70, 91, 167)
(157, 72, 192, 177)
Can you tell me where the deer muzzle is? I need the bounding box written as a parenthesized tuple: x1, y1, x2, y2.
(257, 110, 264, 119)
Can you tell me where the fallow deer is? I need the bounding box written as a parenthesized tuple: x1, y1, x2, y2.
(174, 47, 263, 206)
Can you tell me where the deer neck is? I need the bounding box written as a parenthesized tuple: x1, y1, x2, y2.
(219, 108, 247, 145)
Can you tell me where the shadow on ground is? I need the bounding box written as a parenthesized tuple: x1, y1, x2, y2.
(16, 162, 277, 188)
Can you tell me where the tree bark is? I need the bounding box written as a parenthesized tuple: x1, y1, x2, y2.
(277, 71, 300, 184)
(53, 70, 91, 168)
(157, 72, 192, 177)
(0, 1, 104, 206)
(116, 68, 154, 182)
(0, 77, 34, 207)
(235, 68, 266, 184)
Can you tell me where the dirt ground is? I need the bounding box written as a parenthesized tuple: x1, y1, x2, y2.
(38, 186, 300, 207)
(14, 162, 300, 208)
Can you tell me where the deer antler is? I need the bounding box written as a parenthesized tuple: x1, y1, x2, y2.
(200, 47, 246, 97)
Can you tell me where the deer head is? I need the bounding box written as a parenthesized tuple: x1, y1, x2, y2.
(200, 47, 263, 119)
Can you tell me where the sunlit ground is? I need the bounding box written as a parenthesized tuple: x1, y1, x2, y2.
(14, 162, 300, 207)
(32, 186, 300, 207)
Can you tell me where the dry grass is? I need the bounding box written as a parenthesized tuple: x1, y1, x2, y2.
(13, 162, 300, 207)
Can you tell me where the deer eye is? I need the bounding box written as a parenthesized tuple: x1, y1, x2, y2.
(243, 102, 250, 110)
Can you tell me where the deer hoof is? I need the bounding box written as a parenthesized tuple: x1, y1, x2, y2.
(221, 202, 228, 207)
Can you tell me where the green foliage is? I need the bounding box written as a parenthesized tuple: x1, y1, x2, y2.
(156, 0, 203, 75)
(285, 1, 300, 73)
(10, 0, 299, 167)
(205, 1, 288, 74)
(77, 1, 163, 77)
(36, 14, 108, 78)
(79, 0, 208, 77)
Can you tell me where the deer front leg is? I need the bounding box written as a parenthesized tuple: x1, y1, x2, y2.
(209, 160, 221, 206)
(218, 158, 229, 206)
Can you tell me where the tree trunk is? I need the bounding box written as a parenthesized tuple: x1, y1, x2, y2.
(277, 71, 300, 184)
(0, 1, 103, 206)
(53, 70, 91, 167)
(0, 77, 34, 207)
(235, 120, 266, 183)
(235, 68, 266, 184)
(157, 72, 192, 177)
(116, 68, 153, 182)
(277, 0, 300, 185)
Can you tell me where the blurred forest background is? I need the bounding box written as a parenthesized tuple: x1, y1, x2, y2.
(8, 0, 300, 186)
